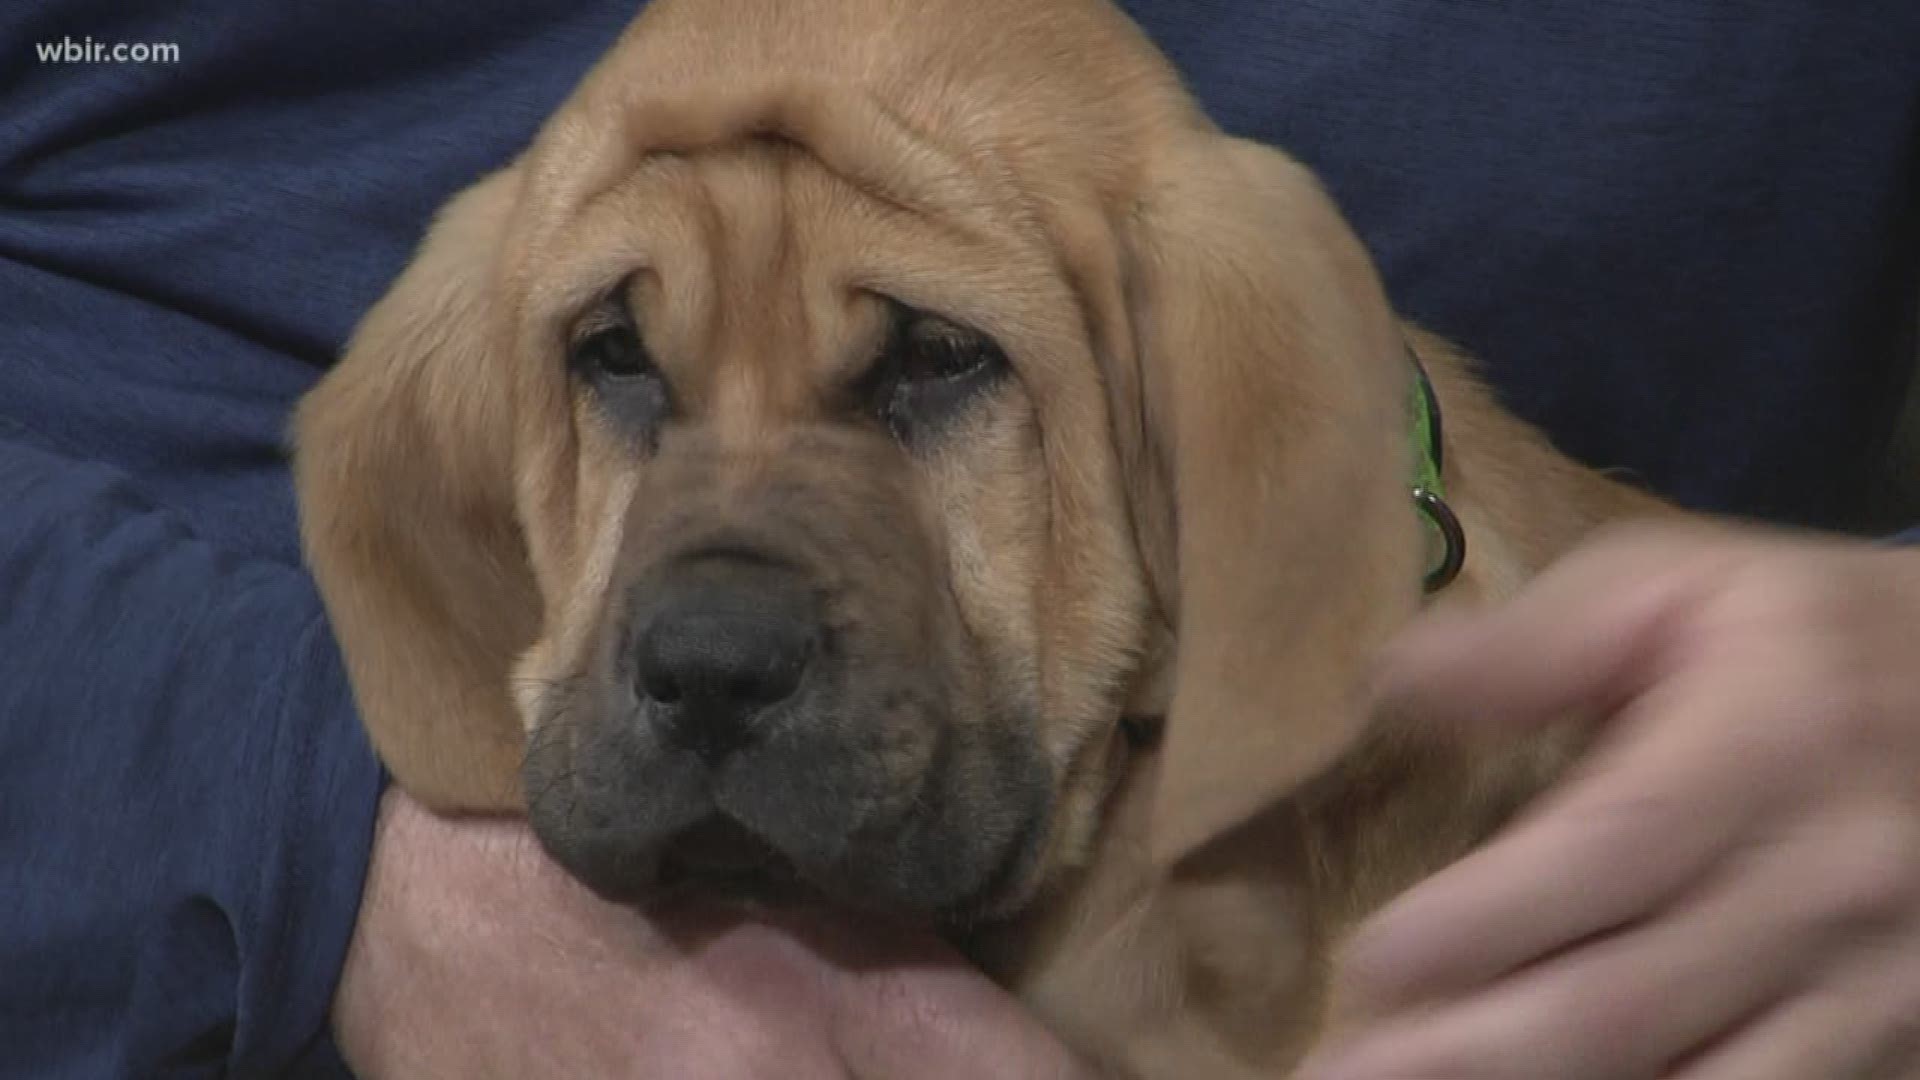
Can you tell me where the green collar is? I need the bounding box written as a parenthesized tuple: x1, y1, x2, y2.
(1408, 346, 1465, 593)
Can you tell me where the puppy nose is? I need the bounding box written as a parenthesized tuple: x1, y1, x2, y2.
(634, 560, 817, 763)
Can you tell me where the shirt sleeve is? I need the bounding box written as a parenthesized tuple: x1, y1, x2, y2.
(0, 425, 382, 1078)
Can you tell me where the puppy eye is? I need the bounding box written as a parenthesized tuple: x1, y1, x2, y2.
(569, 305, 672, 444)
(572, 324, 653, 381)
(870, 313, 1010, 442)
(898, 326, 997, 384)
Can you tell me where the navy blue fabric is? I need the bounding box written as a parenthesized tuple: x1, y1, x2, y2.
(1122, 0, 1920, 530)
(1, 1, 1915, 1076)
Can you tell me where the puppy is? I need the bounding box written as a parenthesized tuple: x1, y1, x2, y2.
(293, 0, 1670, 1073)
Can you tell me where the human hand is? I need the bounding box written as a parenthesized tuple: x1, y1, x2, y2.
(333, 789, 1101, 1079)
(1301, 524, 1920, 1079)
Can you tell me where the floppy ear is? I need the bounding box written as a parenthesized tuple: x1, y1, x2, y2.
(1119, 137, 1426, 865)
(293, 167, 538, 812)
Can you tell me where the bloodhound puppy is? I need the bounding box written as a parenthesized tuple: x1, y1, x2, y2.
(293, 0, 1670, 1073)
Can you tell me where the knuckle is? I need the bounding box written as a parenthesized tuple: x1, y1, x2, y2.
(1389, 1034, 1524, 1080)
(1773, 635, 1878, 740)
(1823, 690, 1887, 763)
(1746, 694, 1831, 767)
(1711, 641, 1878, 776)
(1677, 560, 1890, 771)
(1583, 790, 1689, 852)
(1523, 970, 1659, 1075)
(1738, 556, 1849, 627)
(1544, 788, 1703, 912)
(1811, 811, 1920, 928)
(1768, 687, 1874, 781)
(1703, 558, 1851, 669)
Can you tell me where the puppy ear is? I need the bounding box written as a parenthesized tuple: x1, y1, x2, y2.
(293, 168, 537, 812)
(1120, 138, 1426, 865)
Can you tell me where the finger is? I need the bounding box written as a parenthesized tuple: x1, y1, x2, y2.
(1306, 807, 1915, 1080)
(834, 961, 1101, 1080)
(1371, 524, 1736, 736)
(1673, 929, 1920, 1080)
(682, 911, 1093, 1080)
(1338, 657, 1825, 1015)
(655, 917, 861, 1080)
(752, 910, 1103, 1079)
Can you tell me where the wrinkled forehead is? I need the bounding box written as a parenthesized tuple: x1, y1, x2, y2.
(566, 144, 900, 407)
(514, 136, 1080, 400)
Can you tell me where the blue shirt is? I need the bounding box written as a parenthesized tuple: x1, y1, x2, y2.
(2, 1, 1915, 1075)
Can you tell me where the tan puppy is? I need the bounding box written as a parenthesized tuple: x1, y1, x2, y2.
(293, 0, 1670, 1073)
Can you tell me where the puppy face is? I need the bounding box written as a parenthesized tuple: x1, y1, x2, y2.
(296, 0, 1424, 931)
(502, 143, 1146, 917)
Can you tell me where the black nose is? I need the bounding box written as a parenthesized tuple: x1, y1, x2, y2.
(634, 558, 818, 764)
